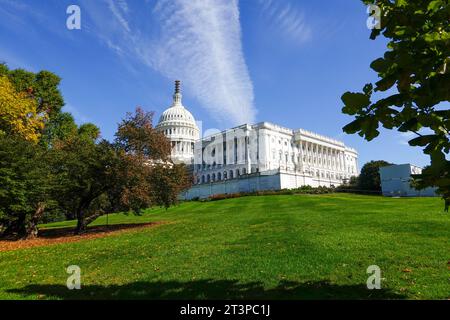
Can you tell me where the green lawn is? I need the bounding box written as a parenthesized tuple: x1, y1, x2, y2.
(0, 194, 449, 300)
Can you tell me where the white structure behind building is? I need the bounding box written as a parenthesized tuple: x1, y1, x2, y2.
(379, 164, 437, 197)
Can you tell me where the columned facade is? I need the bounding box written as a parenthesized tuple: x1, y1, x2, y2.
(193, 123, 358, 187)
(156, 82, 359, 197)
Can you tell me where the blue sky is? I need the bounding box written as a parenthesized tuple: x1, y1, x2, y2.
(0, 0, 431, 167)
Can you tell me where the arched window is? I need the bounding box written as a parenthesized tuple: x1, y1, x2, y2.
(236, 169, 240, 176)
(242, 168, 246, 175)
(217, 172, 222, 180)
(201, 175, 205, 184)
(207, 174, 211, 182)
(212, 173, 216, 181)
(229, 170, 234, 179)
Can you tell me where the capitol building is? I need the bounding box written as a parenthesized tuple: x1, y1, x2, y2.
(156, 81, 359, 199)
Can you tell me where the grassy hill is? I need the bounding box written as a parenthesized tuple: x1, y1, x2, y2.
(0, 194, 448, 300)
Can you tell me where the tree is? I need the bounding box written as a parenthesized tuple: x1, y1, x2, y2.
(1, 64, 65, 118)
(40, 112, 78, 148)
(0, 136, 55, 238)
(341, 1, 450, 209)
(148, 163, 193, 208)
(51, 130, 118, 234)
(78, 123, 101, 141)
(115, 108, 171, 160)
(358, 160, 392, 192)
(0, 63, 66, 147)
(53, 108, 191, 234)
(0, 76, 45, 142)
(111, 108, 191, 212)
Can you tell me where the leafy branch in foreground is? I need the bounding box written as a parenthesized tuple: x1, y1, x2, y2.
(342, 0, 450, 210)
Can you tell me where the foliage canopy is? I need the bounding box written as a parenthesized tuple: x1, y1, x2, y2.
(342, 0, 450, 209)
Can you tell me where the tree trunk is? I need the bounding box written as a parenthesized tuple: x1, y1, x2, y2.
(75, 212, 87, 235)
(75, 206, 86, 235)
(75, 211, 102, 235)
(84, 213, 102, 226)
(23, 203, 46, 239)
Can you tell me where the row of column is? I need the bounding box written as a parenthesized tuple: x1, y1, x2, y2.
(164, 127, 196, 137)
(172, 141, 194, 155)
(201, 136, 251, 167)
(299, 141, 346, 172)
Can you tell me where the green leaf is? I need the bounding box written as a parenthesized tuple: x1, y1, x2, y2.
(363, 83, 373, 95)
(398, 118, 419, 132)
(341, 92, 370, 115)
(408, 135, 437, 147)
(370, 58, 389, 73)
(375, 76, 397, 92)
(363, 117, 380, 141)
(342, 118, 364, 134)
(428, 0, 443, 12)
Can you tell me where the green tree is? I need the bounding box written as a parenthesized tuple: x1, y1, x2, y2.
(0, 136, 55, 238)
(53, 108, 191, 234)
(78, 123, 101, 141)
(0, 64, 65, 118)
(0, 63, 67, 147)
(358, 160, 392, 192)
(341, 0, 450, 209)
(40, 112, 78, 147)
(51, 128, 118, 234)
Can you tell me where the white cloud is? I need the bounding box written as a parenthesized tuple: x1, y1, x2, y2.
(84, 0, 256, 127)
(398, 132, 415, 145)
(259, 0, 311, 44)
(63, 104, 91, 124)
(105, 0, 130, 33)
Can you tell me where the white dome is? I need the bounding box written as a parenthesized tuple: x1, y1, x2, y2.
(155, 81, 199, 165)
(157, 105, 197, 128)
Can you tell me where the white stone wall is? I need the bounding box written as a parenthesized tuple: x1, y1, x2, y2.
(181, 173, 282, 200)
(181, 170, 345, 200)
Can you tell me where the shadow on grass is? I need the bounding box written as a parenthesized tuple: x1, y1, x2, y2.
(1, 223, 162, 242)
(37, 223, 162, 239)
(7, 279, 406, 300)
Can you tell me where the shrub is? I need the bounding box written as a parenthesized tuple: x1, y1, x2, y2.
(205, 185, 339, 201)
